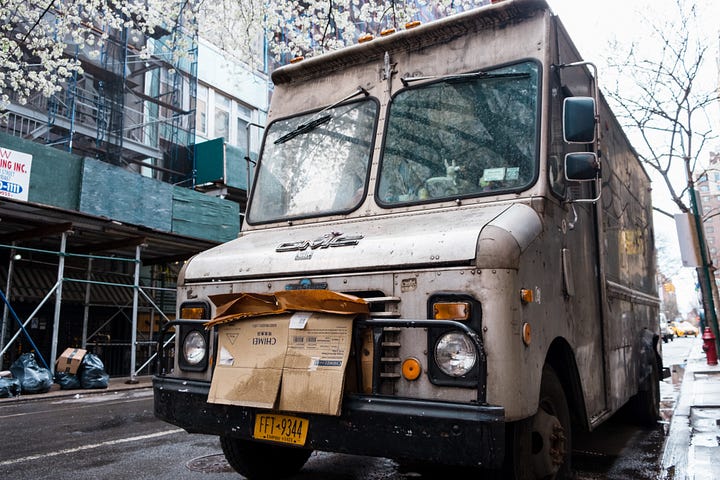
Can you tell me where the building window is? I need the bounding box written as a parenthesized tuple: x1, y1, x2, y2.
(700, 185, 710, 192)
(196, 85, 208, 135)
(214, 92, 231, 140)
(708, 226, 715, 233)
(236, 103, 253, 152)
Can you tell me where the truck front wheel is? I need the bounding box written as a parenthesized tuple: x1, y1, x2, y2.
(504, 365, 572, 479)
(220, 437, 312, 480)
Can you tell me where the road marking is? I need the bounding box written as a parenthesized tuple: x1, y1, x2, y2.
(0, 428, 185, 466)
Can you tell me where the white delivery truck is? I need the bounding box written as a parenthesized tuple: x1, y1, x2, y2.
(154, 1, 660, 478)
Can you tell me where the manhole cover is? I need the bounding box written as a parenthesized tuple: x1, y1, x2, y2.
(186, 453, 234, 473)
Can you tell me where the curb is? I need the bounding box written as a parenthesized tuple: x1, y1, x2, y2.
(0, 376, 153, 404)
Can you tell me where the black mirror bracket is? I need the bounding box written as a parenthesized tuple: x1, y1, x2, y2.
(557, 61, 602, 204)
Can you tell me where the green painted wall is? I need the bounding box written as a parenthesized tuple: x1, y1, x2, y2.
(172, 186, 239, 242)
(195, 137, 225, 185)
(0, 132, 241, 243)
(0, 132, 82, 210)
(195, 138, 255, 191)
(79, 159, 174, 231)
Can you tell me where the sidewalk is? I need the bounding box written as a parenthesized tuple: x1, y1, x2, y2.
(662, 337, 720, 480)
(0, 375, 153, 404)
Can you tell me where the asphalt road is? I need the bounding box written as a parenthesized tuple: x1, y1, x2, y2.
(0, 337, 698, 480)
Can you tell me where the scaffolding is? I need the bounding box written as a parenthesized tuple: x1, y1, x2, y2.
(0, 239, 178, 379)
(1, 8, 199, 184)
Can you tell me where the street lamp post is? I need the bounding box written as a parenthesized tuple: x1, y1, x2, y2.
(686, 159, 720, 355)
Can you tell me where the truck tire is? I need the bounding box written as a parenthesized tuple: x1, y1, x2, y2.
(504, 365, 572, 479)
(220, 437, 312, 480)
(628, 355, 660, 428)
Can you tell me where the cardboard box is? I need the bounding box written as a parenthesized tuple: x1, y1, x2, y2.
(56, 348, 87, 374)
(207, 312, 353, 416)
(279, 312, 353, 415)
(208, 316, 289, 409)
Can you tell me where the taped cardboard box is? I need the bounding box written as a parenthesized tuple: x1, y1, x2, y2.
(279, 312, 353, 415)
(208, 316, 289, 409)
(56, 347, 87, 375)
(207, 311, 354, 416)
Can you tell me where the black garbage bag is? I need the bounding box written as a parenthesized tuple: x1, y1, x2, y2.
(0, 377, 21, 398)
(54, 371, 82, 390)
(9, 353, 53, 394)
(78, 353, 109, 389)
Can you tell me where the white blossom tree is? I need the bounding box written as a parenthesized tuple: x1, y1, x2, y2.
(1, 0, 491, 109)
(196, 0, 489, 66)
(0, 0, 192, 109)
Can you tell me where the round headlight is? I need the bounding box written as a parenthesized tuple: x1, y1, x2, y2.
(183, 330, 207, 365)
(434, 331, 477, 377)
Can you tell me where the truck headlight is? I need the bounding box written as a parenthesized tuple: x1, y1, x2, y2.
(177, 302, 210, 372)
(182, 330, 207, 366)
(434, 331, 477, 377)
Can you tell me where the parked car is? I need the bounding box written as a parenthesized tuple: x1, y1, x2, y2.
(670, 320, 699, 337)
(660, 317, 674, 343)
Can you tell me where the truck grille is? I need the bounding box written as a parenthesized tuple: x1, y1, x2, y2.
(364, 295, 402, 394)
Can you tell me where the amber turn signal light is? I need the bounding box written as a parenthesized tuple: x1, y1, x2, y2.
(180, 306, 205, 319)
(433, 302, 470, 320)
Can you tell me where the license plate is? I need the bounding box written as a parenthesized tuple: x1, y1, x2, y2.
(253, 413, 309, 446)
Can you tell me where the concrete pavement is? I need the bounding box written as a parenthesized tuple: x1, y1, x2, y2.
(662, 336, 720, 480)
(0, 374, 153, 404)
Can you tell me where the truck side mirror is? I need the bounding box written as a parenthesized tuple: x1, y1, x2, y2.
(565, 152, 600, 181)
(563, 97, 596, 143)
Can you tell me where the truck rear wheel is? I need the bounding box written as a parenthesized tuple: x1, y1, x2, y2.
(505, 365, 572, 479)
(628, 355, 660, 428)
(220, 437, 312, 479)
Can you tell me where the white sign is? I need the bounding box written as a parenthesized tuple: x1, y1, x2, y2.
(0, 147, 32, 201)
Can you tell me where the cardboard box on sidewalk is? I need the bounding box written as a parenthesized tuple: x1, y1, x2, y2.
(56, 348, 87, 374)
(207, 311, 353, 416)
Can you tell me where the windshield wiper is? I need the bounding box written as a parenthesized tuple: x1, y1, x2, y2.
(273, 86, 369, 145)
(400, 71, 530, 87)
(274, 115, 331, 144)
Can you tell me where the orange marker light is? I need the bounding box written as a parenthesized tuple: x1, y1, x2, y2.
(380, 28, 396, 37)
(289, 56, 304, 64)
(358, 33, 374, 43)
(405, 21, 421, 29)
(520, 288, 533, 304)
(402, 358, 422, 380)
(433, 302, 470, 320)
(522, 323, 532, 346)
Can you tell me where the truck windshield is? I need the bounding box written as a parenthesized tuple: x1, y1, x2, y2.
(378, 61, 540, 204)
(247, 98, 377, 223)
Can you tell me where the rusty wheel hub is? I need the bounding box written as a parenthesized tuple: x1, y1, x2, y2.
(531, 407, 566, 478)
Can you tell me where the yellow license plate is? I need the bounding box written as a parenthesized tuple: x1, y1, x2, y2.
(253, 413, 309, 446)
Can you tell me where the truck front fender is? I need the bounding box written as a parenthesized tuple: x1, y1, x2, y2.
(476, 204, 543, 269)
